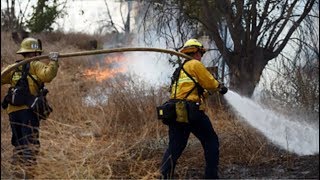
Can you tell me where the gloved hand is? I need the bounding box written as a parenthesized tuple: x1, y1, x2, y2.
(218, 83, 228, 95)
(49, 52, 59, 61)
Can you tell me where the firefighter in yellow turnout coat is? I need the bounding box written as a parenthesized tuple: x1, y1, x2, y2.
(160, 39, 228, 179)
(1, 37, 59, 167)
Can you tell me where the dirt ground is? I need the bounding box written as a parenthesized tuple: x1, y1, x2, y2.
(220, 154, 319, 179)
(183, 147, 319, 179)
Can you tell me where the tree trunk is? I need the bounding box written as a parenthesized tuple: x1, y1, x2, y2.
(227, 47, 269, 97)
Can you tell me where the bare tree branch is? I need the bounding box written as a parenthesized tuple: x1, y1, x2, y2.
(272, 0, 316, 57)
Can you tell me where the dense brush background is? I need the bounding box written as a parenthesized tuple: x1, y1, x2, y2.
(1, 31, 318, 179)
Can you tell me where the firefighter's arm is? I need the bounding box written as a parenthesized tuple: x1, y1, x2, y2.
(1, 65, 14, 85)
(193, 61, 219, 91)
(33, 60, 59, 83)
(193, 61, 228, 95)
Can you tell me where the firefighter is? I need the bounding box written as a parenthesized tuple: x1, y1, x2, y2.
(160, 39, 228, 179)
(1, 37, 60, 169)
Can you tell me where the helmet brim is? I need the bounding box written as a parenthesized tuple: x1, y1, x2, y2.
(16, 49, 43, 54)
(180, 46, 206, 54)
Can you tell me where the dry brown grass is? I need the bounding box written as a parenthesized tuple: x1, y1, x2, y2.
(1, 31, 283, 179)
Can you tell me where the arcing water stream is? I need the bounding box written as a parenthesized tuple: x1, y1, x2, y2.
(224, 90, 319, 156)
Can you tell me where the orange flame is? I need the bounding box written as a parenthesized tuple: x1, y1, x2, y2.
(83, 54, 127, 82)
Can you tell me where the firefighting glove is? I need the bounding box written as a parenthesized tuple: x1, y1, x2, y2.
(218, 83, 228, 95)
(49, 52, 59, 62)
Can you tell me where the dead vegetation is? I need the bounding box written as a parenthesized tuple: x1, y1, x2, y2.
(1, 31, 318, 179)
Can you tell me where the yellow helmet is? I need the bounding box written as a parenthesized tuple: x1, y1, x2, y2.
(180, 39, 206, 55)
(16, 37, 43, 54)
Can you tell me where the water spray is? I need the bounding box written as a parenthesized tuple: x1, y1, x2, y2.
(1, 47, 192, 77)
(224, 90, 319, 156)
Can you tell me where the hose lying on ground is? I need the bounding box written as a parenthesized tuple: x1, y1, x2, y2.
(1, 47, 193, 77)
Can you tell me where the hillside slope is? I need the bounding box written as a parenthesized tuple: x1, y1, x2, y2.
(1, 31, 318, 179)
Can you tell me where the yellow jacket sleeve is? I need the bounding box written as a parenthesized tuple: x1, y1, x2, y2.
(31, 60, 59, 83)
(1, 64, 15, 85)
(188, 60, 220, 91)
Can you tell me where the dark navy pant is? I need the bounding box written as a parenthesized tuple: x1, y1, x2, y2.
(160, 108, 219, 179)
(9, 109, 40, 165)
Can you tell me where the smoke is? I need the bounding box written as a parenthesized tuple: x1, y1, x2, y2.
(224, 90, 319, 156)
(122, 52, 174, 86)
(83, 1, 219, 104)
